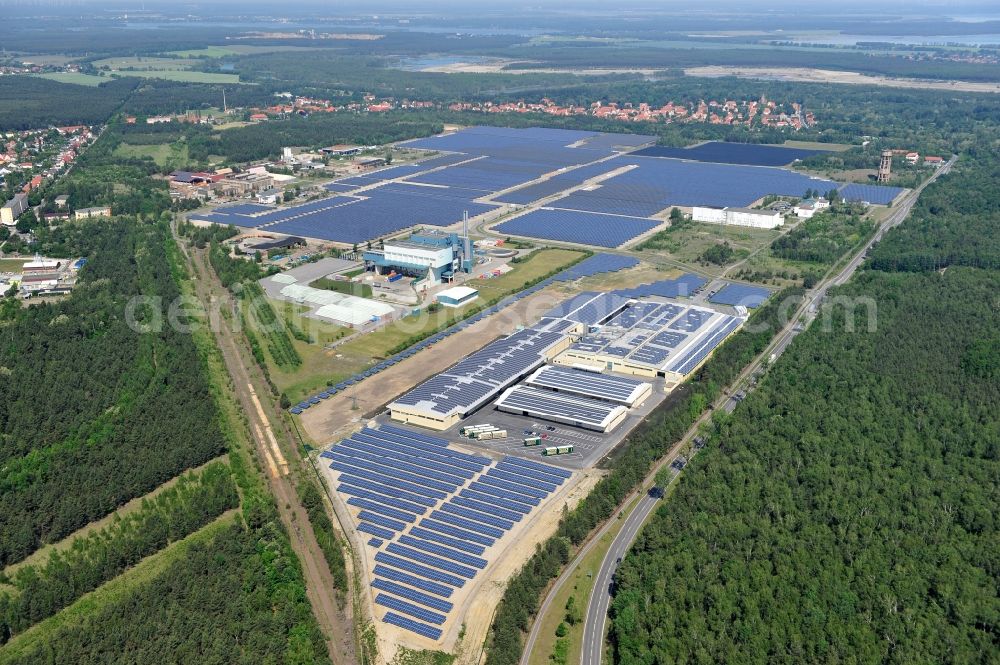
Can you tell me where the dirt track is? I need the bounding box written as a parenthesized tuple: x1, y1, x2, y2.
(182, 235, 356, 664)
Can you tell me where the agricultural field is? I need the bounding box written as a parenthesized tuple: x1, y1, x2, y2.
(32, 72, 107, 87)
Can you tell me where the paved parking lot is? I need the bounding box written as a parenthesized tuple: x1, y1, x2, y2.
(374, 376, 671, 470)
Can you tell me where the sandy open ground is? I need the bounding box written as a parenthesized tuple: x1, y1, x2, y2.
(684, 66, 1000, 93)
(416, 59, 1000, 94)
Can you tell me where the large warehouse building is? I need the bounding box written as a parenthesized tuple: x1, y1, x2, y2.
(387, 290, 743, 432)
(691, 206, 785, 229)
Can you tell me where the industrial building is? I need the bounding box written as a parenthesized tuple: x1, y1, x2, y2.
(73, 206, 112, 220)
(794, 197, 830, 219)
(691, 206, 785, 229)
(364, 227, 474, 286)
(388, 290, 743, 432)
(549, 293, 744, 384)
(387, 327, 572, 430)
(1, 193, 28, 226)
(435, 286, 478, 308)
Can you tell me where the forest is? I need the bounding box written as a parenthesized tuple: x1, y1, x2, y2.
(606, 149, 1000, 663)
(0, 220, 226, 567)
(0, 520, 330, 665)
(0, 462, 238, 641)
(0, 77, 137, 131)
(608, 267, 999, 664)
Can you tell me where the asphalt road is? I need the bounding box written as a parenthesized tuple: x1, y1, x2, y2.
(573, 156, 956, 665)
(582, 491, 663, 665)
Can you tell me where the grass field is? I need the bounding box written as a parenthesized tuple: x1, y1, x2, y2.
(113, 142, 190, 169)
(119, 70, 243, 84)
(782, 139, 852, 152)
(271, 248, 585, 401)
(0, 259, 28, 273)
(33, 72, 107, 87)
(638, 221, 779, 265)
(167, 46, 242, 58)
(92, 56, 196, 71)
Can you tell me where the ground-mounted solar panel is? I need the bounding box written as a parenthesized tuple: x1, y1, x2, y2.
(337, 483, 429, 516)
(419, 518, 496, 548)
(373, 564, 454, 598)
(616, 274, 708, 299)
(399, 535, 489, 569)
(372, 579, 455, 613)
(409, 526, 487, 556)
(440, 503, 515, 532)
(710, 283, 772, 308)
(335, 474, 437, 507)
(352, 432, 485, 474)
(359, 522, 395, 540)
(632, 142, 825, 167)
(494, 208, 659, 248)
(358, 511, 407, 533)
(368, 537, 384, 547)
(376, 593, 447, 625)
(380, 423, 450, 447)
(450, 496, 524, 524)
(339, 438, 476, 479)
(467, 481, 540, 506)
(333, 449, 464, 491)
(485, 469, 557, 496)
(838, 183, 904, 205)
(375, 552, 466, 587)
(382, 611, 443, 640)
(501, 455, 572, 480)
(459, 489, 532, 514)
(347, 497, 417, 523)
(386, 543, 478, 579)
(495, 462, 565, 489)
(329, 461, 447, 501)
(430, 510, 506, 539)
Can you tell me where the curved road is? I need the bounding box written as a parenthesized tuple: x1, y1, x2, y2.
(571, 156, 956, 665)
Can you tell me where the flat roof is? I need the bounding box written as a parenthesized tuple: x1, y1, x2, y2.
(437, 286, 478, 300)
(726, 206, 781, 215)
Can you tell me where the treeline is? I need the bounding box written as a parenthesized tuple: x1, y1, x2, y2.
(0, 462, 238, 642)
(608, 268, 1000, 664)
(484, 288, 804, 665)
(190, 113, 444, 163)
(868, 151, 1000, 271)
(297, 480, 349, 606)
(0, 220, 226, 567)
(0, 77, 137, 131)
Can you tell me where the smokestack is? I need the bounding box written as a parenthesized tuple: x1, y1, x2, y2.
(462, 211, 472, 273)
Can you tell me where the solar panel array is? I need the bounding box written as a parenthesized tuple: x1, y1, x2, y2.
(632, 142, 826, 167)
(709, 283, 773, 308)
(615, 273, 709, 299)
(325, 424, 571, 641)
(665, 317, 744, 375)
(526, 366, 649, 405)
(289, 254, 636, 414)
(838, 183, 904, 205)
(390, 327, 567, 418)
(494, 208, 660, 248)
